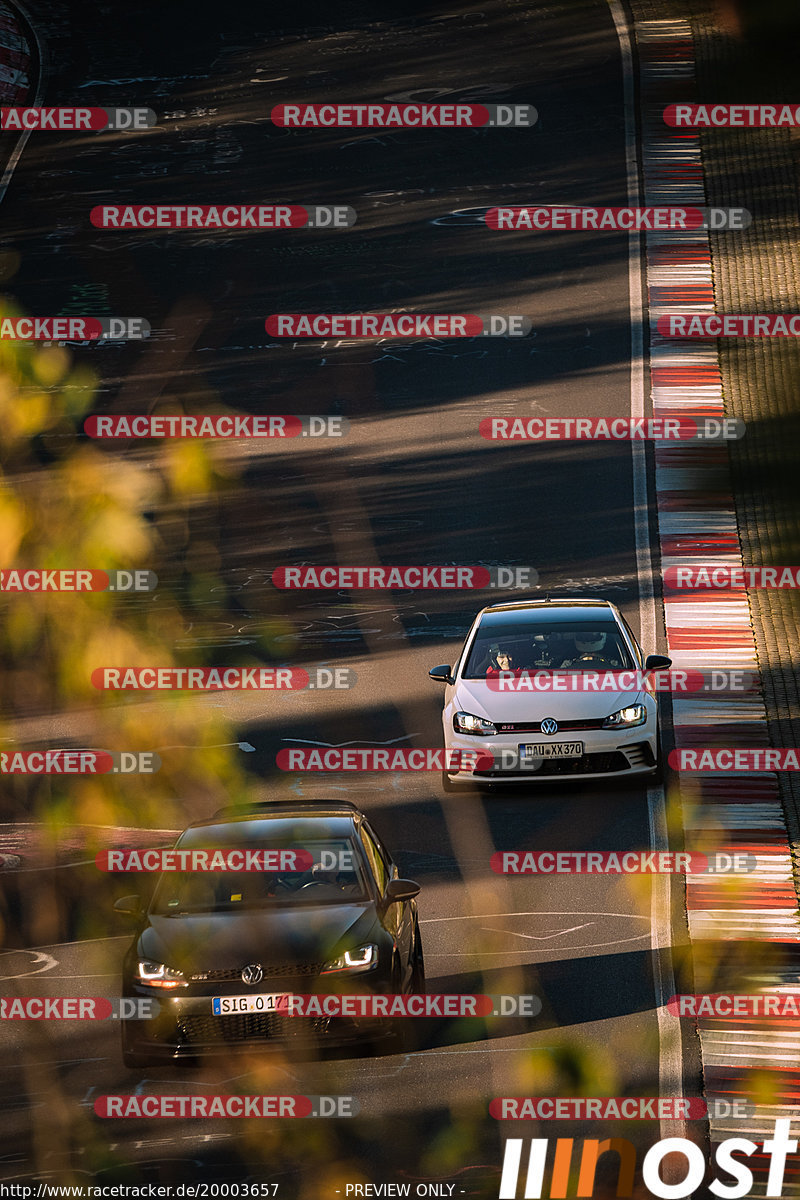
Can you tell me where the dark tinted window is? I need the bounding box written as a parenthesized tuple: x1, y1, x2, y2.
(150, 838, 368, 913)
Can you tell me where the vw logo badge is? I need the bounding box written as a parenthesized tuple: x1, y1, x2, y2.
(540, 718, 559, 736)
(241, 963, 264, 986)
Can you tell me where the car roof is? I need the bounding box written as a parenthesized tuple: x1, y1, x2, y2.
(210, 799, 362, 820)
(178, 800, 364, 844)
(477, 598, 619, 622)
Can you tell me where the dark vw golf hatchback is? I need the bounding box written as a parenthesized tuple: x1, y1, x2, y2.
(117, 801, 424, 1065)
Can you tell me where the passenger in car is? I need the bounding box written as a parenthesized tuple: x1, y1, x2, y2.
(486, 646, 524, 677)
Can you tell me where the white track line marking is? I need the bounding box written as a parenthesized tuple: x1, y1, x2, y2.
(606, 0, 686, 1151)
(0, 949, 58, 978)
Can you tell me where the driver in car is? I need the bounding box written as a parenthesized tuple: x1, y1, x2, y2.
(558, 631, 617, 668)
(302, 861, 359, 894)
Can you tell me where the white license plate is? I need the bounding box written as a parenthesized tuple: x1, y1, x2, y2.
(520, 741, 584, 760)
(212, 992, 292, 1016)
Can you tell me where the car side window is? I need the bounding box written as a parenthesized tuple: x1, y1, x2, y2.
(359, 826, 389, 894)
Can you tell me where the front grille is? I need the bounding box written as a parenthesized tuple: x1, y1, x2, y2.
(476, 751, 630, 777)
(190, 962, 322, 982)
(496, 719, 607, 733)
(176, 1014, 329, 1044)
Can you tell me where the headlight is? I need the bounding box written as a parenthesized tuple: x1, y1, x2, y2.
(321, 944, 377, 974)
(136, 960, 188, 989)
(603, 704, 647, 728)
(453, 711, 497, 736)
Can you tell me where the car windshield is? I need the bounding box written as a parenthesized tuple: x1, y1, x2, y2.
(462, 619, 634, 679)
(150, 838, 369, 914)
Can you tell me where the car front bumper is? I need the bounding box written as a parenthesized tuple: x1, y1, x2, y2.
(121, 981, 397, 1058)
(443, 727, 659, 783)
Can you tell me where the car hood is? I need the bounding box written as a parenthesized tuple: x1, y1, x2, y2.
(453, 678, 643, 722)
(137, 903, 377, 974)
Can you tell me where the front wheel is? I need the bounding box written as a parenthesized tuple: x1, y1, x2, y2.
(410, 928, 425, 995)
(392, 944, 426, 1052)
(649, 756, 664, 785)
(649, 723, 665, 785)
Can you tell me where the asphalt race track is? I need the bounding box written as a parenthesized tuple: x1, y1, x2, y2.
(0, 0, 738, 1192)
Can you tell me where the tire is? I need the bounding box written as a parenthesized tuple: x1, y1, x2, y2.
(391, 947, 425, 1053)
(387, 957, 407, 1050)
(410, 928, 426, 995)
(649, 723, 665, 785)
(649, 756, 665, 785)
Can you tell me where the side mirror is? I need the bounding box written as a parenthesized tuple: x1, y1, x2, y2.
(644, 654, 672, 671)
(384, 878, 421, 904)
(113, 895, 143, 918)
(429, 665, 454, 684)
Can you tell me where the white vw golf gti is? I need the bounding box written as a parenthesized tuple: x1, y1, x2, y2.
(429, 599, 670, 788)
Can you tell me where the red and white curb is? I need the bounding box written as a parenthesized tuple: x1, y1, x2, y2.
(637, 16, 800, 1188)
(0, 0, 30, 104)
